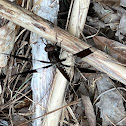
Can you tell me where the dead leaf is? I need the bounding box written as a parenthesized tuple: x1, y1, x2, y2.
(93, 36, 126, 64)
(116, 14, 126, 40)
(96, 0, 120, 7)
(120, 0, 126, 7)
(14, 95, 32, 109)
(93, 2, 120, 30)
(95, 75, 126, 125)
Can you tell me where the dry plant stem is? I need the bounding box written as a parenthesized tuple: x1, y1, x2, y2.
(43, 1, 75, 125)
(12, 46, 31, 92)
(0, 0, 126, 84)
(1, 30, 29, 101)
(18, 100, 80, 126)
(68, 0, 96, 125)
(30, 0, 59, 125)
(43, 72, 68, 126)
(0, 89, 31, 110)
(79, 83, 96, 126)
(68, 0, 90, 37)
(0, 0, 100, 53)
(81, 94, 96, 126)
(0, 22, 16, 67)
(65, 0, 74, 29)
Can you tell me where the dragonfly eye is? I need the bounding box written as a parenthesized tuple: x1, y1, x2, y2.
(45, 44, 55, 52)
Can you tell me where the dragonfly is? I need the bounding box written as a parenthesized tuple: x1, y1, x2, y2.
(1, 43, 98, 82)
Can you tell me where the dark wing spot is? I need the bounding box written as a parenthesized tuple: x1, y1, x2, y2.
(74, 48, 93, 58)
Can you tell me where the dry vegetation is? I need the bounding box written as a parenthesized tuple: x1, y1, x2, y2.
(0, 0, 126, 126)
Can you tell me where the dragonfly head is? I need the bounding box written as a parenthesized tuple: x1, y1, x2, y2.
(45, 44, 55, 52)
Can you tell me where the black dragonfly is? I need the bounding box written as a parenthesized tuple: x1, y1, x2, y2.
(1, 43, 97, 82)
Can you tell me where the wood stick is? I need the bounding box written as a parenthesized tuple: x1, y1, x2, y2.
(68, 0, 96, 126)
(0, 0, 91, 53)
(30, 0, 59, 125)
(0, 0, 126, 85)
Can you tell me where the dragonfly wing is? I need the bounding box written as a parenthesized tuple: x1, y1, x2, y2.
(74, 48, 93, 58)
(56, 65, 70, 82)
(2, 53, 56, 64)
(42, 64, 53, 68)
(78, 67, 97, 73)
(12, 64, 53, 77)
